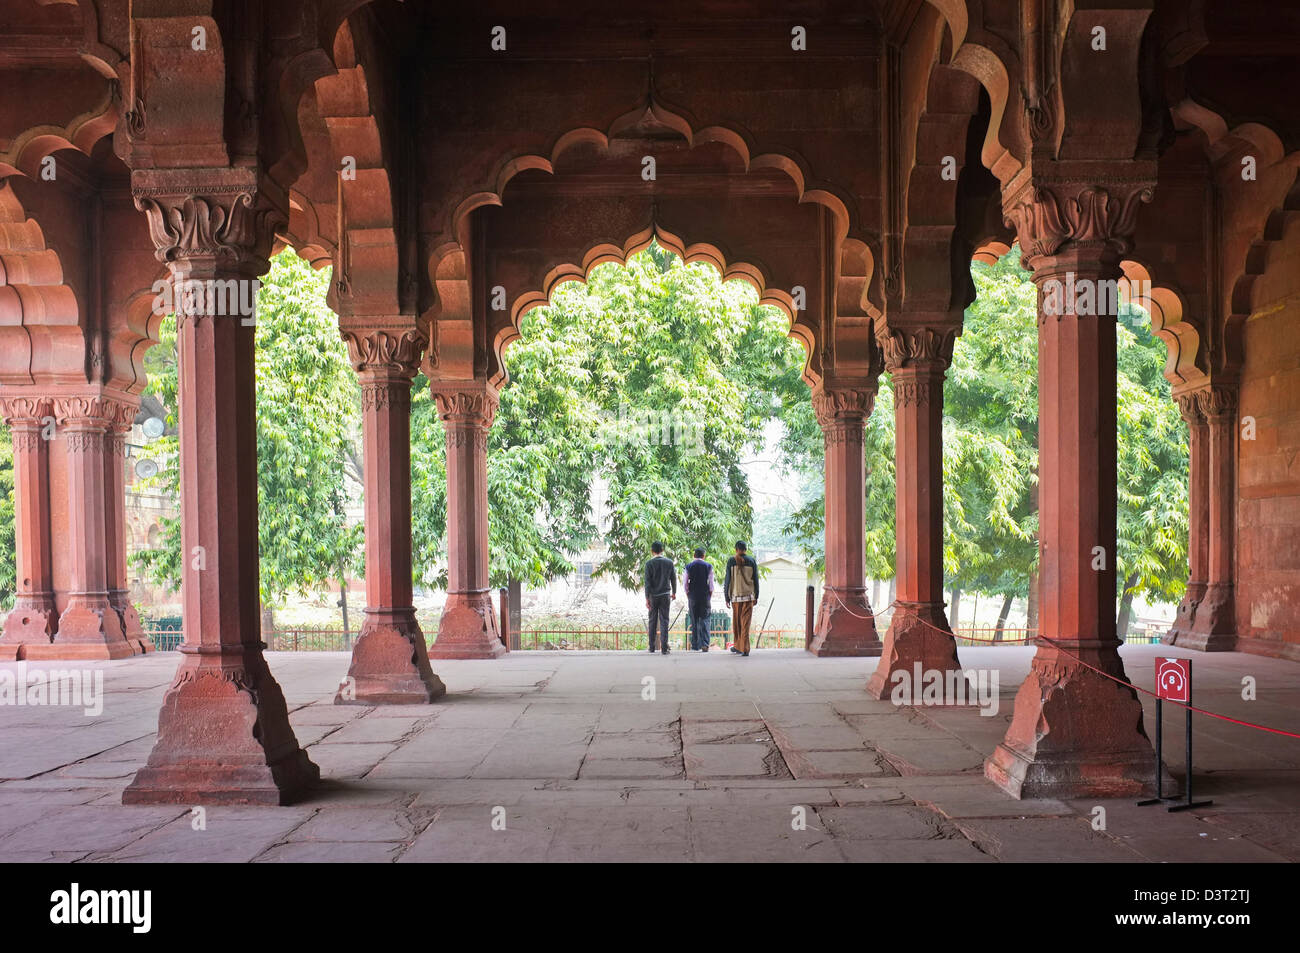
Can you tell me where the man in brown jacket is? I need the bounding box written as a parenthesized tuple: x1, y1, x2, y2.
(723, 541, 760, 656)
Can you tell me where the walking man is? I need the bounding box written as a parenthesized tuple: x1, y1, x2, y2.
(644, 541, 676, 654)
(724, 541, 760, 656)
(683, 548, 716, 651)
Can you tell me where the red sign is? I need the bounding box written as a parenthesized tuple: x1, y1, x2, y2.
(1155, 657, 1192, 703)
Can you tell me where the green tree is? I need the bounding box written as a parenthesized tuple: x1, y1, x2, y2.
(409, 245, 808, 590)
(131, 250, 364, 612)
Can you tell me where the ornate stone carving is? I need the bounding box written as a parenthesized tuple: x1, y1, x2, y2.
(343, 328, 426, 375)
(1003, 182, 1154, 269)
(876, 325, 957, 373)
(1175, 390, 1207, 425)
(893, 379, 936, 408)
(1196, 384, 1238, 420)
(432, 387, 499, 429)
(360, 382, 412, 412)
(0, 396, 52, 423)
(811, 385, 875, 427)
(133, 192, 284, 267)
(52, 395, 135, 429)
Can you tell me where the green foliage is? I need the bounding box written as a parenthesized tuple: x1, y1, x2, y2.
(409, 246, 808, 590)
(780, 248, 1188, 611)
(131, 250, 363, 605)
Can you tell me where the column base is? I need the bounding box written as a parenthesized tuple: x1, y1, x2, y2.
(113, 595, 154, 654)
(984, 643, 1162, 799)
(429, 590, 507, 659)
(123, 649, 319, 806)
(866, 602, 964, 701)
(0, 600, 57, 660)
(336, 612, 447, 704)
(1180, 584, 1236, 651)
(30, 603, 137, 660)
(806, 587, 881, 657)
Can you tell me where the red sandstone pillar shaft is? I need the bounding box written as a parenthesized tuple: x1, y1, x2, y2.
(1186, 386, 1237, 650)
(124, 186, 317, 806)
(808, 381, 881, 657)
(336, 329, 446, 702)
(105, 402, 151, 653)
(0, 399, 57, 658)
(867, 329, 963, 700)
(985, 195, 1159, 797)
(1166, 393, 1209, 645)
(428, 381, 506, 659)
(37, 398, 133, 659)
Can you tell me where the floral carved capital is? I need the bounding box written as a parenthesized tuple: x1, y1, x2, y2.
(0, 396, 53, 424)
(133, 191, 284, 269)
(343, 328, 426, 377)
(812, 385, 875, 429)
(1196, 384, 1238, 421)
(1003, 182, 1154, 271)
(431, 386, 499, 430)
(876, 325, 957, 374)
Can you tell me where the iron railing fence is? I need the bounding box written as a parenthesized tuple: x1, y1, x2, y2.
(140, 623, 1170, 652)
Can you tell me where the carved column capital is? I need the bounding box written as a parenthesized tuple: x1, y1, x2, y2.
(1196, 384, 1238, 421)
(812, 382, 875, 430)
(1175, 389, 1207, 425)
(431, 382, 500, 431)
(342, 326, 427, 379)
(1002, 178, 1154, 273)
(0, 395, 53, 425)
(876, 325, 957, 374)
(131, 170, 286, 275)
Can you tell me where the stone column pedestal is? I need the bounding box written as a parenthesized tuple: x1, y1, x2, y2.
(123, 187, 316, 806)
(0, 401, 57, 659)
(868, 327, 963, 699)
(986, 182, 1159, 799)
(429, 381, 506, 660)
(1182, 386, 1237, 651)
(336, 329, 446, 703)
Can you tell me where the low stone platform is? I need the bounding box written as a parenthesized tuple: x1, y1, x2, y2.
(0, 647, 1296, 862)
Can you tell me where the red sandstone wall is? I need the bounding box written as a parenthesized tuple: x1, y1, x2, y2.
(1236, 218, 1300, 661)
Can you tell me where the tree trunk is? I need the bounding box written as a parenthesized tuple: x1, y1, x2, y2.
(970, 592, 979, 631)
(886, 575, 896, 607)
(339, 573, 351, 648)
(1116, 571, 1140, 642)
(949, 587, 962, 631)
(1026, 568, 1039, 637)
(261, 604, 275, 650)
(994, 593, 1013, 642)
(508, 577, 522, 650)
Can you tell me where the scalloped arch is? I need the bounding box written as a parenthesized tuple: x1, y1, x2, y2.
(1119, 260, 1207, 390)
(0, 92, 118, 179)
(486, 225, 814, 392)
(447, 102, 856, 249)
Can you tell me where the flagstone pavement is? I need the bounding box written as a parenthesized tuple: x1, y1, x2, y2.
(0, 646, 1296, 863)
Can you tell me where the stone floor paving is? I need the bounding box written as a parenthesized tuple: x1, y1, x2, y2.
(0, 645, 1296, 862)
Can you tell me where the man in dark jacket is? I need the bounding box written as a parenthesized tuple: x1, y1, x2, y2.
(644, 541, 676, 654)
(724, 541, 760, 656)
(683, 548, 716, 651)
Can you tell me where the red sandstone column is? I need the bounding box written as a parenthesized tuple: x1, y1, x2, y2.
(336, 327, 446, 702)
(428, 380, 506, 659)
(31, 396, 134, 660)
(124, 186, 317, 806)
(807, 381, 882, 657)
(986, 181, 1159, 799)
(1166, 391, 1209, 646)
(867, 327, 963, 700)
(0, 398, 57, 658)
(1185, 385, 1237, 650)
(105, 399, 152, 654)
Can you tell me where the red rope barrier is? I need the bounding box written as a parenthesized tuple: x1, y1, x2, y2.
(827, 588, 1300, 740)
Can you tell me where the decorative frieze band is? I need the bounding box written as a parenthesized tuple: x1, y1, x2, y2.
(360, 381, 413, 413)
(446, 426, 490, 452)
(893, 378, 937, 408)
